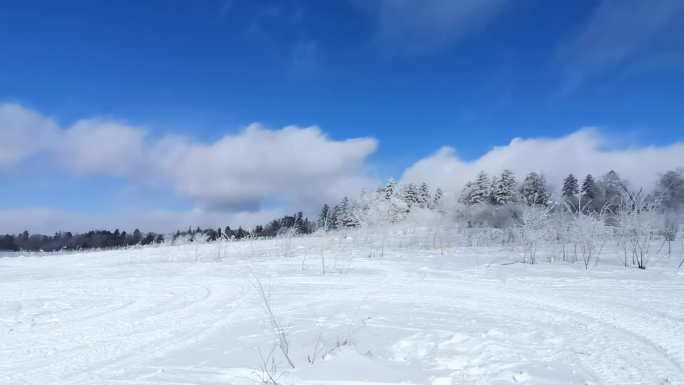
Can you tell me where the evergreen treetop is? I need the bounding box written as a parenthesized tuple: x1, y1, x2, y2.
(562, 174, 579, 197)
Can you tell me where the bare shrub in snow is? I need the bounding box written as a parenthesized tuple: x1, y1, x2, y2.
(519, 204, 552, 264)
(659, 211, 680, 256)
(253, 345, 287, 385)
(249, 271, 295, 369)
(306, 300, 367, 365)
(567, 201, 608, 269)
(613, 193, 662, 269)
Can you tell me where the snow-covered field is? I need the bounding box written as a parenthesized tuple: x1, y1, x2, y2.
(2, 228, 684, 384)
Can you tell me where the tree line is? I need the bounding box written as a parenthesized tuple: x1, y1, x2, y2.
(455, 168, 684, 228)
(0, 229, 163, 252)
(0, 211, 317, 252)
(2, 168, 682, 252)
(458, 168, 683, 211)
(316, 180, 444, 229)
(317, 168, 684, 230)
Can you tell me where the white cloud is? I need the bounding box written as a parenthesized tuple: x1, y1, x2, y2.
(557, 0, 684, 90)
(0, 103, 161, 179)
(0, 104, 379, 213)
(401, 128, 684, 195)
(161, 123, 378, 210)
(354, 0, 507, 55)
(0, 104, 59, 170)
(54, 119, 150, 177)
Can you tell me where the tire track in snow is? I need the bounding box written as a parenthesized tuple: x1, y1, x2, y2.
(432, 274, 684, 384)
(505, 280, 684, 383)
(361, 261, 684, 385)
(1, 269, 254, 384)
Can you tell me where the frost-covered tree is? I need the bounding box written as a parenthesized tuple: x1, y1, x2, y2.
(343, 199, 361, 227)
(350, 184, 408, 226)
(597, 170, 626, 211)
(614, 191, 662, 269)
(317, 204, 331, 230)
(520, 172, 549, 206)
(401, 182, 420, 210)
(459, 181, 475, 205)
(470, 171, 492, 205)
(235, 226, 246, 239)
(492, 170, 517, 205)
(387, 191, 409, 223)
(334, 198, 350, 228)
(562, 174, 579, 197)
(332, 197, 361, 228)
(330, 204, 340, 230)
(581, 174, 596, 199)
(418, 183, 431, 209)
(384, 179, 397, 200)
(366, 179, 408, 222)
(433, 187, 443, 210)
(578, 174, 600, 211)
(656, 168, 684, 209)
(295, 212, 305, 232)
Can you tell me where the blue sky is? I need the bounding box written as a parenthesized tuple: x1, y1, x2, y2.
(1, 0, 684, 233)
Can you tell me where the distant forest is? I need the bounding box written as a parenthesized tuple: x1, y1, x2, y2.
(0, 212, 316, 252)
(2, 168, 682, 252)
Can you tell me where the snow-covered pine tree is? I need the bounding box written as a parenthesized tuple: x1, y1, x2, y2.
(356, 186, 402, 225)
(387, 186, 409, 223)
(601, 170, 624, 205)
(330, 204, 341, 230)
(581, 174, 596, 199)
(562, 174, 579, 197)
(656, 168, 684, 209)
(402, 182, 420, 211)
(335, 197, 350, 228)
(536, 173, 550, 205)
(317, 204, 330, 230)
(373, 187, 385, 203)
(418, 183, 431, 209)
(344, 198, 360, 227)
(459, 182, 475, 205)
(520, 172, 549, 206)
(470, 171, 492, 204)
(295, 212, 305, 232)
(492, 169, 517, 205)
(235, 226, 246, 239)
(520, 175, 534, 204)
(384, 179, 397, 200)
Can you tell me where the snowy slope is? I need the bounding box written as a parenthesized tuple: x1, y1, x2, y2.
(1, 229, 683, 384)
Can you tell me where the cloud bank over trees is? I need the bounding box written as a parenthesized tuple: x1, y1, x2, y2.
(0, 103, 378, 213)
(2, 103, 684, 234)
(401, 128, 684, 195)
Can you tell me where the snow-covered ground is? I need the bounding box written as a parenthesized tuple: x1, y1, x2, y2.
(2, 228, 684, 384)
